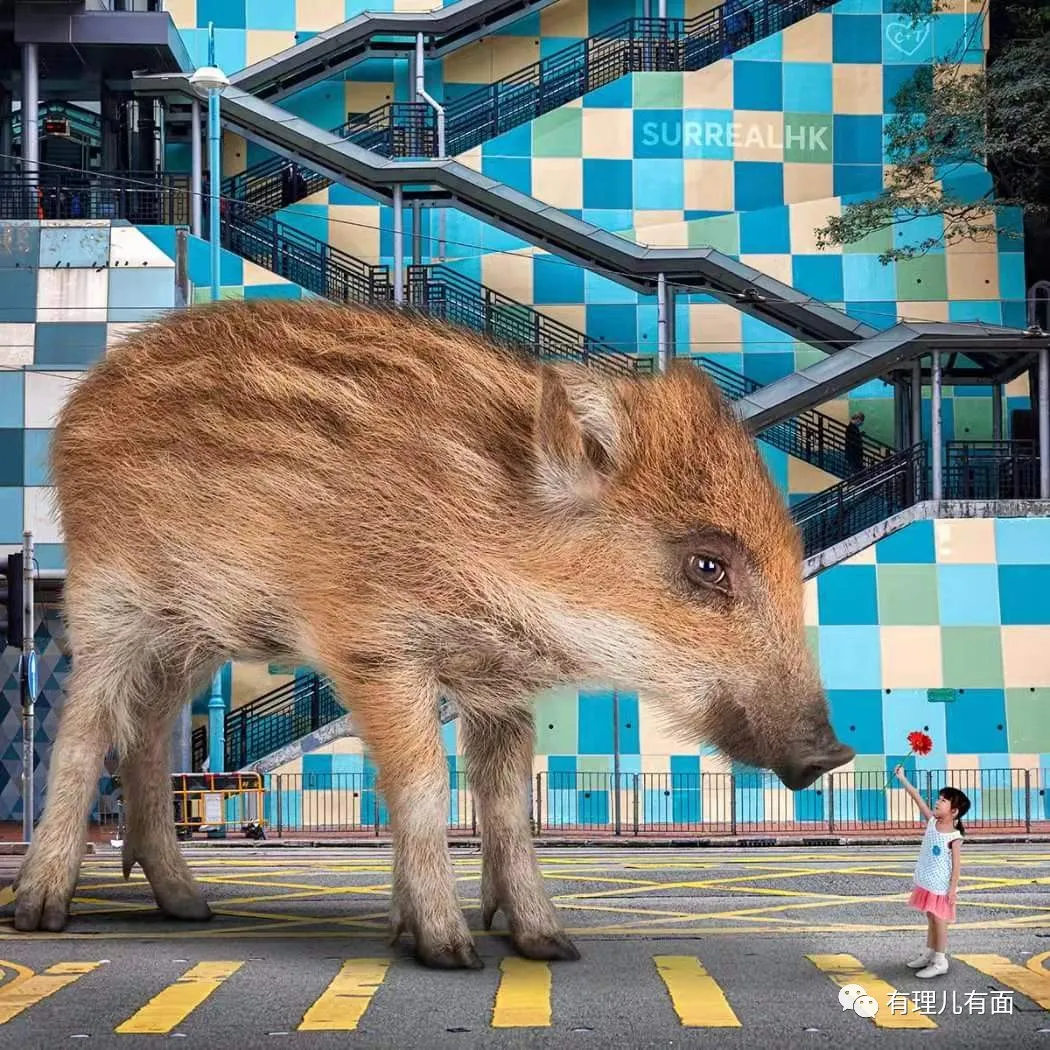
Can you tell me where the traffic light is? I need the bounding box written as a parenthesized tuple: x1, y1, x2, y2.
(1, 552, 23, 651)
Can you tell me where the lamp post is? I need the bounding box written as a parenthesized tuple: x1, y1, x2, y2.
(189, 23, 229, 303)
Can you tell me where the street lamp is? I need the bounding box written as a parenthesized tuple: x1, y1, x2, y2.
(188, 25, 229, 304)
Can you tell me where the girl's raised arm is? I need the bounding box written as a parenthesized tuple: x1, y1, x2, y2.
(893, 764, 934, 821)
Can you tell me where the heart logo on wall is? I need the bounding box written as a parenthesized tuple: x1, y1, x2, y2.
(885, 20, 932, 56)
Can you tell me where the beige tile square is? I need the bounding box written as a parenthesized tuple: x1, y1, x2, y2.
(842, 545, 877, 565)
(934, 519, 996, 563)
(532, 158, 583, 209)
(582, 108, 633, 159)
(783, 163, 834, 207)
(634, 217, 687, 247)
(329, 205, 381, 263)
(37, 269, 108, 322)
(739, 253, 793, 284)
(788, 195, 840, 253)
(639, 701, 687, 756)
(295, 0, 344, 32)
(540, 304, 586, 331)
(163, 0, 196, 29)
(946, 251, 999, 300)
(346, 81, 394, 114)
(898, 300, 949, 322)
(833, 65, 884, 115)
(688, 303, 741, 352)
(246, 30, 297, 66)
(222, 131, 247, 178)
(1010, 752, 1039, 770)
(733, 111, 785, 162)
(947, 753, 978, 772)
(24, 487, 61, 545)
(683, 63, 733, 109)
(804, 577, 819, 626)
(683, 158, 734, 212)
(782, 14, 832, 63)
(541, 0, 588, 38)
(0, 324, 34, 368)
(1002, 628, 1050, 687)
(790, 457, 838, 496)
(394, 0, 442, 10)
(881, 626, 943, 688)
(1005, 373, 1031, 398)
(642, 753, 671, 774)
(481, 252, 533, 304)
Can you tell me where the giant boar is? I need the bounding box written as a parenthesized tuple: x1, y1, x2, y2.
(13, 299, 853, 967)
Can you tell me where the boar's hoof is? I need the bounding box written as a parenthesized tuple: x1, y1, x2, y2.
(415, 940, 485, 971)
(512, 930, 581, 962)
(13, 889, 70, 934)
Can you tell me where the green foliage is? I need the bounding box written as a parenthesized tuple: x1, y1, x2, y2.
(816, 3, 1050, 262)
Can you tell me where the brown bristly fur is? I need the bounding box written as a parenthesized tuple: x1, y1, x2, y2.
(14, 298, 852, 967)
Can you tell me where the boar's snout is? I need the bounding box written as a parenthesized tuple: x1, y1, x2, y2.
(774, 739, 855, 792)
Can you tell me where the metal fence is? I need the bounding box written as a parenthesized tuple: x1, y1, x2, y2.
(142, 767, 1049, 839)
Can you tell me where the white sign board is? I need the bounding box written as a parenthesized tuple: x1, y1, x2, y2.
(202, 792, 224, 825)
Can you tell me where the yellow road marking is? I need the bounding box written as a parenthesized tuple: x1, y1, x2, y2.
(492, 959, 552, 1028)
(115, 961, 243, 1033)
(654, 955, 741, 1027)
(298, 959, 389, 1031)
(807, 954, 936, 1029)
(0, 962, 101, 1024)
(954, 954, 1050, 1010)
(0, 889, 14, 908)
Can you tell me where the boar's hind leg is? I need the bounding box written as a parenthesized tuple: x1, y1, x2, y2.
(347, 676, 481, 970)
(461, 709, 580, 962)
(118, 680, 213, 923)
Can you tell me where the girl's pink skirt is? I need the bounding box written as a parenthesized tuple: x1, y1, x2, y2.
(909, 886, 956, 922)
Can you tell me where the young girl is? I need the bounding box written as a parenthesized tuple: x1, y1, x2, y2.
(893, 764, 970, 978)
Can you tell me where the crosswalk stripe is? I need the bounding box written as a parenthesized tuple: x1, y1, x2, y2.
(954, 954, 1050, 1010)
(0, 961, 101, 1024)
(654, 955, 741, 1027)
(491, 959, 552, 1028)
(115, 961, 243, 1034)
(807, 954, 937, 1029)
(298, 959, 390, 1031)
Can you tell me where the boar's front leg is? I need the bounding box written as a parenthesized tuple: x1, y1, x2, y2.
(348, 676, 482, 970)
(460, 707, 580, 962)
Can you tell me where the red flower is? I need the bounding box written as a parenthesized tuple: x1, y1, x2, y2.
(907, 731, 933, 756)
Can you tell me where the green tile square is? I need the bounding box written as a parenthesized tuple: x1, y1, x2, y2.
(842, 223, 892, 256)
(533, 108, 582, 157)
(896, 254, 948, 301)
(634, 72, 683, 109)
(806, 626, 820, 662)
(578, 755, 612, 773)
(852, 755, 885, 773)
(193, 286, 243, 303)
(533, 686, 578, 754)
(1006, 688, 1050, 752)
(849, 397, 894, 446)
(783, 114, 833, 164)
(794, 348, 827, 372)
(687, 214, 739, 254)
(941, 627, 1004, 688)
(952, 397, 993, 440)
(877, 565, 940, 625)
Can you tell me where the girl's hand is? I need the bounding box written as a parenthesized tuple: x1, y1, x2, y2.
(893, 764, 907, 783)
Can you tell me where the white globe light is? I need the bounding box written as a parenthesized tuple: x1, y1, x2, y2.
(189, 65, 230, 93)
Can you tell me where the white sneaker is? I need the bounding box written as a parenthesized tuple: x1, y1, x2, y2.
(916, 956, 949, 979)
(907, 951, 933, 968)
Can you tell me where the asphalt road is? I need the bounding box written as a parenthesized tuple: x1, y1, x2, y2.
(0, 845, 1047, 1049)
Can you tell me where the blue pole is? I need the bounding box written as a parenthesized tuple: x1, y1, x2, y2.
(207, 22, 221, 302)
(207, 667, 225, 773)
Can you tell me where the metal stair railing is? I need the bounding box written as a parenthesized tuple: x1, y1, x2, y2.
(407, 263, 650, 377)
(792, 443, 929, 558)
(9, 101, 103, 145)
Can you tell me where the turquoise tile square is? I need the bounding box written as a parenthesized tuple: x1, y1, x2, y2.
(35, 323, 107, 367)
(998, 566, 1050, 625)
(875, 520, 935, 563)
(0, 222, 39, 269)
(0, 487, 24, 543)
(0, 373, 24, 428)
(633, 160, 683, 210)
(38, 226, 109, 269)
(23, 429, 50, 487)
(937, 564, 1001, 626)
(818, 626, 882, 689)
(994, 519, 1050, 565)
(108, 267, 175, 323)
(817, 565, 879, 624)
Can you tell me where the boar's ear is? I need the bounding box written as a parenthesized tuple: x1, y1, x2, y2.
(532, 365, 622, 512)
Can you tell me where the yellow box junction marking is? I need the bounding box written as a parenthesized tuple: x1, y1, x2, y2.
(299, 959, 390, 1031)
(115, 961, 243, 1034)
(807, 954, 937, 1029)
(954, 953, 1050, 1010)
(654, 955, 741, 1027)
(0, 961, 101, 1024)
(492, 958, 552, 1028)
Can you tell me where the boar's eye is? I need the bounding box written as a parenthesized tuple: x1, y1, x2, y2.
(684, 555, 728, 589)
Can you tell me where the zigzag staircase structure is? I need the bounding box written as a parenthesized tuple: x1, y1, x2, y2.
(120, 0, 1047, 770)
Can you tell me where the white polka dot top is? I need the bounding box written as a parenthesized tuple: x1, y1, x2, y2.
(914, 817, 962, 894)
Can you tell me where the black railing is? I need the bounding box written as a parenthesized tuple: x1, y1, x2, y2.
(0, 171, 191, 225)
(691, 356, 893, 475)
(407, 263, 650, 377)
(792, 443, 929, 558)
(944, 440, 1040, 500)
(10, 101, 102, 145)
(222, 675, 345, 771)
(191, 725, 207, 772)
